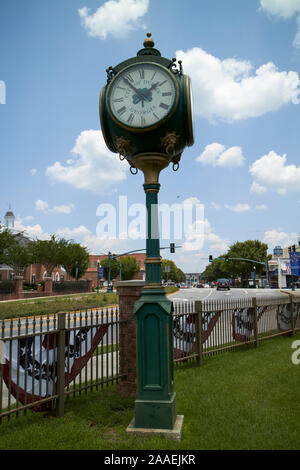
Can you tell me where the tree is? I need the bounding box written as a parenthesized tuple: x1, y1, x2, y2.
(227, 240, 269, 281)
(4, 243, 33, 276)
(120, 256, 140, 280)
(161, 259, 186, 283)
(202, 255, 231, 281)
(100, 257, 120, 281)
(0, 229, 19, 264)
(30, 235, 69, 277)
(61, 242, 90, 280)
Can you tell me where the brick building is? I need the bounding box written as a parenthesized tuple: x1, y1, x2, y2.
(82, 253, 146, 288)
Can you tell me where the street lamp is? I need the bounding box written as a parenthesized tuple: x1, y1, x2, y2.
(97, 259, 100, 294)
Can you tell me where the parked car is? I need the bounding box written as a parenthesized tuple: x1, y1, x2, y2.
(196, 284, 204, 288)
(216, 278, 230, 290)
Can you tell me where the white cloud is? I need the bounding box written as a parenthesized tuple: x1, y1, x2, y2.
(250, 181, 267, 195)
(46, 130, 127, 194)
(52, 204, 75, 215)
(210, 202, 221, 210)
(182, 217, 229, 253)
(250, 150, 300, 194)
(225, 203, 251, 213)
(82, 234, 129, 254)
(35, 200, 75, 214)
(259, 0, 300, 19)
(293, 15, 300, 47)
(30, 169, 37, 176)
(176, 47, 300, 121)
(56, 225, 91, 239)
(263, 229, 298, 251)
(35, 200, 49, 212)
(14, 219, 51, 241)
(255, 204, 268, 210)
(196, 143, 245, 167)
(78, 0, 149, 39)
(260, 0, 300, 48)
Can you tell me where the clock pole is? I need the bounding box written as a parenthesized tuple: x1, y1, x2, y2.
(99, 33, 194, 438)
(130, 152, 177, 432)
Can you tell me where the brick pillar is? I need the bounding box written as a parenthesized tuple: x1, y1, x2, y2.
(44, 277, 53, 296)
(86, 279, 93, 292)
(115, 280, 145, 397)
(14, 276, 24, 300)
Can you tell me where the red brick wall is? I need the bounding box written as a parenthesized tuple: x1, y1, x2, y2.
(81, 253, 146, 288)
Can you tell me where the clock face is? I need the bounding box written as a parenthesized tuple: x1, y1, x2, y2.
(107, 63, 178, 130)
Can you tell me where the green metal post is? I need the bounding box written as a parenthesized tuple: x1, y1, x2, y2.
(133, 182, 176, 430)
(56, 312, 66, 418)
(107, 252, 113, 293)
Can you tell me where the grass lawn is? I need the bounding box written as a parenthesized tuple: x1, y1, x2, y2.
(0, 293, 119, 320)
(0, 287, 178, 320)
(0, 332, 299, 450)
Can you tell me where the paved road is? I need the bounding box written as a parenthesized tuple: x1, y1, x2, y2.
(168, 287, 294, 302)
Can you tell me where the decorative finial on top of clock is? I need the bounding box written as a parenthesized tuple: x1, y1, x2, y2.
(143, 32, 154, 48)
(137, 32, 161, 57)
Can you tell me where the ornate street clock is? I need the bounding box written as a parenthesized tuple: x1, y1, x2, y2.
(99, 34, 194, 434)
(106, 62, 178, 130)
(100, 33, 194, 175)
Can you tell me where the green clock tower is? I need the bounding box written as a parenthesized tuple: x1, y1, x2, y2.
(99, 33, 194, 433)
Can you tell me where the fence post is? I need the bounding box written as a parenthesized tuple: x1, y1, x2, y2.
(195, 301, 203, 366)
(289, 294, 295, 336)
(56, 312, 66, 418)
(252, 297, 259, 348)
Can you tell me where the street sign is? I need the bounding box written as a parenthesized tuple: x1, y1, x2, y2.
(273, 246, 283, 256)
(98, 267, 104, 279)
(289, 252, 300, 276)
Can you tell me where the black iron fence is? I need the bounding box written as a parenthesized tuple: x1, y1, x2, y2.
(173, 294, 300, 364)
(0, 281, 14, 294)
(1, 294, 299, 423)
(0, 306, 121, 421)
(52, 281, 89, 293)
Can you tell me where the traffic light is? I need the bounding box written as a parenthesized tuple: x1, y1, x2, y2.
(292, 245, 296, 252)
(170, 243, 175, 253)
(288, 246, 291, 254)
(209, 255, 213, 263)
(225, 256, 229, 262)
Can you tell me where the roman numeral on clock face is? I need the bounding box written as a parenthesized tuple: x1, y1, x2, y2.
(139, 69, 145, 79)
(125, 74, 134, 83)
(159, 102, 169, 110)
(117, 106, 127, 115)
(127, 113, 134, 124)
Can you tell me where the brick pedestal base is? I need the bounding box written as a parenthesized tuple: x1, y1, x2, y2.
(44, 277, 53, 296)
(86, 279, 93, 292)
(115, 280, 145, 397)
(14, 276, 24, 300)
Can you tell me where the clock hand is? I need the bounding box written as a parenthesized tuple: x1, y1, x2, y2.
(123, 77, 145, 101)
(143, 82, 160, 100)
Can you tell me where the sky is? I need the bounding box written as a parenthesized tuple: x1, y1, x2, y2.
(0, 0, 300, 274)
